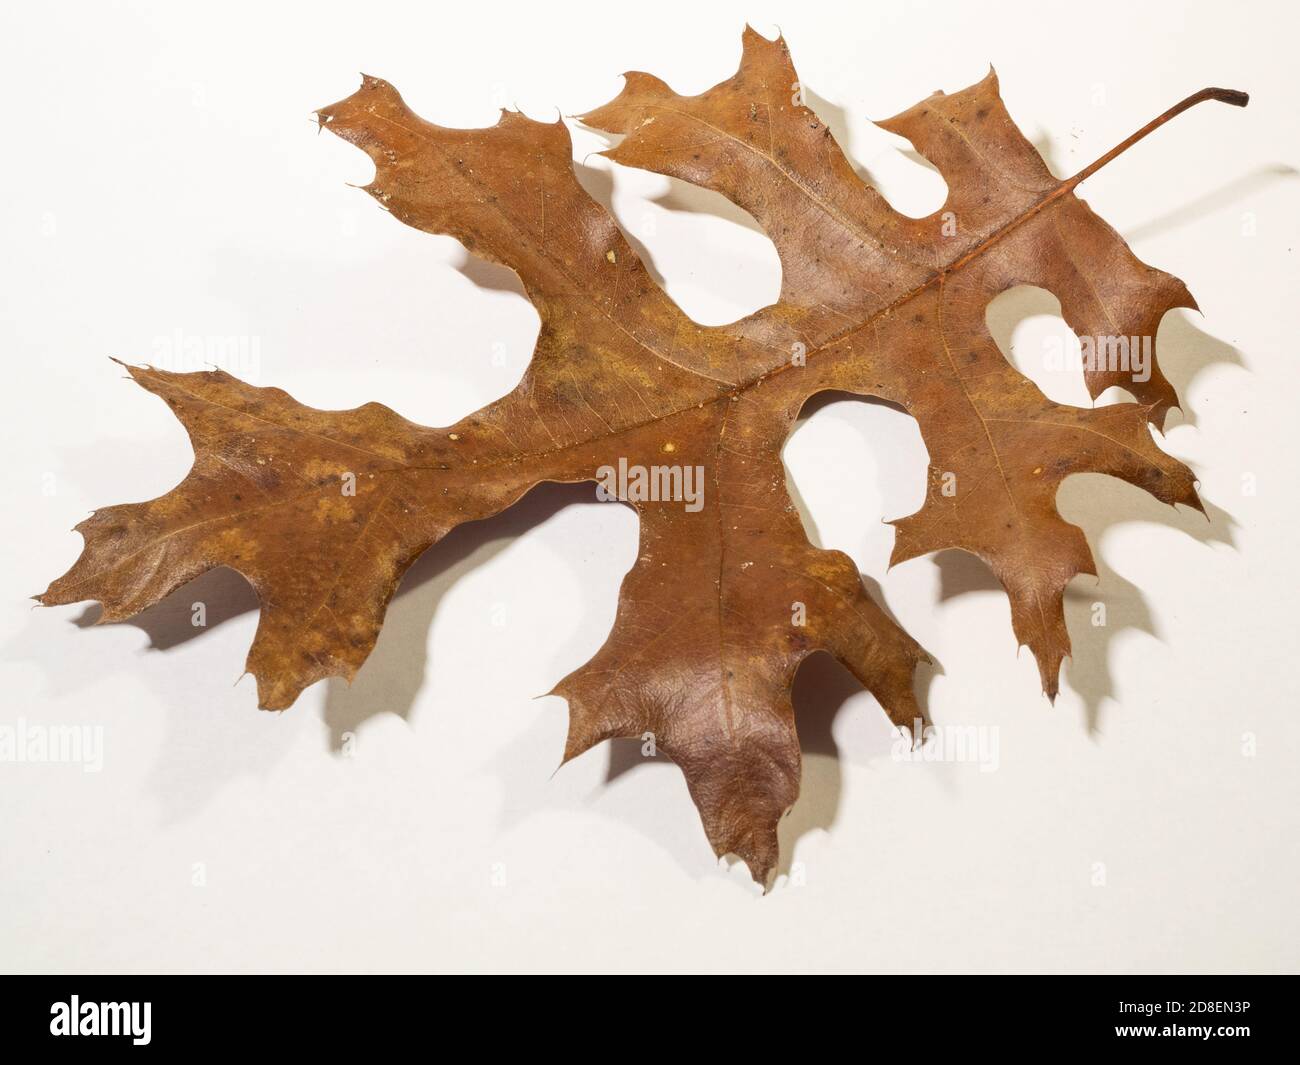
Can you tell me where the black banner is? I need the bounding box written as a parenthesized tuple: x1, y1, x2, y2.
(0, 976, 1290, 1052)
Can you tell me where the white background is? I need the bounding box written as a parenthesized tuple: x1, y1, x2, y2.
(2, 0, 1297, 973)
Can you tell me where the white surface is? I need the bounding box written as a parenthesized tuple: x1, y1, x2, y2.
(1, 0, 1297, 973)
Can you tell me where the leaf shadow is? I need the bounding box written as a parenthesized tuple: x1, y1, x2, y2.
(774, 389, 945, 879)
(775, 651, 877, 881)
(20, 434, 306, 822)
(318, 481, 600, 750)
(565, 121, 770, 297)
(447, 247, 527, 297)
(35, 76, 1260, 873)
(1122, 165, 1299, 245)
(79, 482, 604, 755)
(596, 646, 910, 886)
(986, 283, 1244, 433)
(345, 87, 1249, 876)
(569, 158, 669, 291)
(1058, 478, 1235, 735)
(803, 86, 950, 205)
(977, 285, 1242, 733)
(772, 275, 1242, 864)
(75, 565, 259, 647)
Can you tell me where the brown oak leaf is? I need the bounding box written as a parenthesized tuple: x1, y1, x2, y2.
(39, 29, 1246, 885)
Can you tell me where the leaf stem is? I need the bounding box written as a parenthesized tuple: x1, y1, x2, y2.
(1066, 87, 1249, 190)
(934, 87, 1249, 281)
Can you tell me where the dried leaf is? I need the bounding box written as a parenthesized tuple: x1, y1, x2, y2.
(40, 30, 1246, 884)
